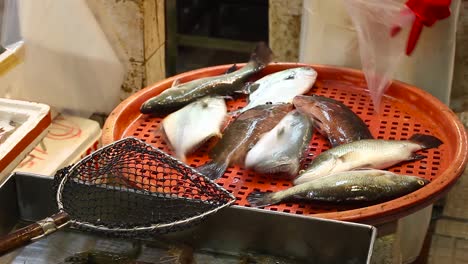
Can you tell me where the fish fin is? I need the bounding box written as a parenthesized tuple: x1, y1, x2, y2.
(409, 134, 443, 149)
(227, 109, 243, 117)
(214, 131, 223, 138)
(215, 95, 234, 100)
(245, 83, 260, 94)
(277, 127, 285, 137)
(409, 153, 427, 161)
(353, 167, 375, 171)
(338, 151, 361, 163)
(225, 64, 238, 74)
(197, 161, 228, 180)
(171, 78, 181, 87)
(284, 72, 296, 80)
(235, 82, 260, 95)
(175, 152, 187, 163)
(250, 42, 273, 67)
(247, 191, 279, 207)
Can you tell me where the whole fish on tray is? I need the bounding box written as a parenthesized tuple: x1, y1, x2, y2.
(245, 110, 313, 177)
(197, 103, 293, 180)
(247, 169, 429, 207)
(162, 96, 227, 162)
(238, 67, 317, 113)
(293, 95, 373, 147)
(140, 42, 273, 115)
(293, 134, 443, 185)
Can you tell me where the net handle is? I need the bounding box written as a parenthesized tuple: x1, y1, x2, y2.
(0, 211, 70, 256)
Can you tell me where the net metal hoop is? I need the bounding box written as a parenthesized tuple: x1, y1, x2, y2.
(55, 137, 236, 233)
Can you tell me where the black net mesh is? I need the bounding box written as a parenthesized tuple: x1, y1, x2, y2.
(53, 137, 235, 237)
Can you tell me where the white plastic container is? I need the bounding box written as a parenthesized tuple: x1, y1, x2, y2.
(14, 114, 101, 177)
(299, 0, 461, 105)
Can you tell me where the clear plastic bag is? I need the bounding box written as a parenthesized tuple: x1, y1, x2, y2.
(342, 0, 411, 111)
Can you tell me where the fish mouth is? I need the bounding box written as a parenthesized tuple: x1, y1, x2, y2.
(140, 101, 153, 114)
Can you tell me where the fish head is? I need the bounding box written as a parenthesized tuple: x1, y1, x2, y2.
(402, 176, 430, 191)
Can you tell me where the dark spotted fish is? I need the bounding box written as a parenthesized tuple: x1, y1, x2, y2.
(293, 95, 373, 147)
(197, 103, 293, 180)
(247, 169, 429, 207)
(140, 42, 273, 115)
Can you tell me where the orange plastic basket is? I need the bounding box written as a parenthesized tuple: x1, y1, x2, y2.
(102, 63, 467, 225)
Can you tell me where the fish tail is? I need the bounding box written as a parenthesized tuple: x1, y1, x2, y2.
(250, 42, 273, 67)
(247, 191, 279, 207)
(225, 64, 238, 74)
(409, 134, 443, 149)
(409, 153, 427, 161)
(197, 161, 228, 180)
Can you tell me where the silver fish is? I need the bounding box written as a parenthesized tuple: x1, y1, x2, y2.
(247, 169, 429, 207)
(293, 134, 443, 185)
(244, 110, 313, 177)
(239, 67, 317, 113)
(162, 97, 227, 162)
(140, 42, 273, 115)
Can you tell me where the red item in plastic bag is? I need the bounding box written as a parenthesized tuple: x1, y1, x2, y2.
(393, 0, 452, 55)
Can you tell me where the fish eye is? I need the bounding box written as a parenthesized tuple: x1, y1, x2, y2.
(417, 180, 426, 185)
(266, 101, 272, 105)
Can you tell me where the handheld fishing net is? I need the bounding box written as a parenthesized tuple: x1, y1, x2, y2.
(0, 137, 235, 254)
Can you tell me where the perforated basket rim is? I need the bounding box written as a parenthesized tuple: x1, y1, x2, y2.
(101, 62, 468, 225)
(56, 136, 236, 232)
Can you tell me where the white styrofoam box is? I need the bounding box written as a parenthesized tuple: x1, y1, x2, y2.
(0, 98, 51, 183)
(14, 114, 101, 177)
